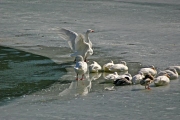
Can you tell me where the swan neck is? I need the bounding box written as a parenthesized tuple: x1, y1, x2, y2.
(85, 32, 90, 42)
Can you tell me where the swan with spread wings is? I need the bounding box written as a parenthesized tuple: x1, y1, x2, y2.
(58, 28, 94, 62)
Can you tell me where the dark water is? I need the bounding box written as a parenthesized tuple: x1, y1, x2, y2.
(0, 46, 69, 105)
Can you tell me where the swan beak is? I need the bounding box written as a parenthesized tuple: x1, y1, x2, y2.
(91, 30, 94, 32)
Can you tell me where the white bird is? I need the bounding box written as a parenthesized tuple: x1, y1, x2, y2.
(109, 61, 128, 72)
(154, 72, 170, 86)
(74, 55, 88, 80)
(89, 61, 102, 73)
(103, 60, 114, 72)
(139, 65, 157, 76)
(58, 28, 94, 62)
(116, 73, 132, 81)
(131, 72, 145, 85)
(166, 66, 180, 75)
(157, 68, 178, 80)
(104, 72, 119, 81)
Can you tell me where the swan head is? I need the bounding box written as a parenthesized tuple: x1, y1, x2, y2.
(93, 61, 96, 63)
(150, 65, 156, 70)
(114, 72, 118, 75)
(139, 72, 144, 76)
(110, 60, 114, 64)
(120, 61, 127, 65)
(86, 29, 94, 34)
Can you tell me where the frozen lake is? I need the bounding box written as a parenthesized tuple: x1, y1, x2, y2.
(0, 0, 180, 120)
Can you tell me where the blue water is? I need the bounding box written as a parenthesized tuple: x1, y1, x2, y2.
(0, 0, 180, 120)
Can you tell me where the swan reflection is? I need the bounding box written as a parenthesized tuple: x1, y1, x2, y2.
(59, 79, 92, 97)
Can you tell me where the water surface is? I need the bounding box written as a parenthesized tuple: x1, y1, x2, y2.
(0, 0, 180, 120)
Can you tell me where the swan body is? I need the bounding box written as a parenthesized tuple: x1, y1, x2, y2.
(113, 73, 132, 86)
(140, 73, 154, 89)
(58, 28, 94, 61)
(103, 60, 114, 72)
(166, 66, 180, 75)
(154, 73, 170, 86)
(157, 68, 178, 80)
(104, 72, 119, 81)
(139, 65, 157, 76)
(74, 55, 88, 80)
(113, 78, 132, 86)
(109, 61, 128, 72)
(116, 73, 132, 81)
(132, 72, 145, 84)
(89, 61, 102, 73)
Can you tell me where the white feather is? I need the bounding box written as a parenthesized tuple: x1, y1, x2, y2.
(58, 28, 94, 61)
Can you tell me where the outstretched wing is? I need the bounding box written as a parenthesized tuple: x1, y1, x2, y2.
(58, 28, 78, 51)
(75, 34, 93, 59)
(75, 34, 88, 51)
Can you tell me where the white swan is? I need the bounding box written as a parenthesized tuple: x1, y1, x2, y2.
(103, 60, 114, 72)
(104, 72, 119, 81)
(131, 72, 145, 85)
(74, 55, 88, 80)
(157, 68, 178, 80)
(89, 61, 102, 73)
(116, 73, 132, 81)
(109, 61, 128, 72)
(58, 28, 94, 62)
(139, 65, 157, 76)
(154, 72, 170, 86)
(166, 66, 180, 75)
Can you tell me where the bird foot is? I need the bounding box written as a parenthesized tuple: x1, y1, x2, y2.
(147, 87, 151, 90)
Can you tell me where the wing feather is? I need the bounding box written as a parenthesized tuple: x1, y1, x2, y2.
(74, 34, 92, 58)
(75, 34, 87, 51)
(58, 28, 78, 51)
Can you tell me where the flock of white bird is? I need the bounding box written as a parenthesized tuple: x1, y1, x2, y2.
(58, 28, 180, 90)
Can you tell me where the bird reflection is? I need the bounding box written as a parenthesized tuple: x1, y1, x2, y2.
(89, 72, 102, 81)
(59, 79, 92, 97)
(58, 72, 102, 97)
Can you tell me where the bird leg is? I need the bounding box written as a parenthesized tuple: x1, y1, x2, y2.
(84, 57, 89, 63)
(80, 74, 85, 80)
(147, 84, 151, 90)
(76, 74, 79, 80)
